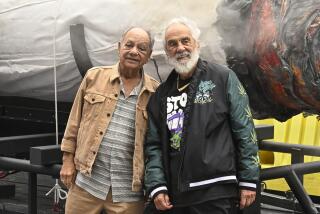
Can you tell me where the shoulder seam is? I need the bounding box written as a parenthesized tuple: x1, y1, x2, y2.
(88, 65, 113, 71)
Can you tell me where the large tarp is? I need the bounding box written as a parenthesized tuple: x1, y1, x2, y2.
(2, 0, 319, 121)
(0, 0, 224, 102)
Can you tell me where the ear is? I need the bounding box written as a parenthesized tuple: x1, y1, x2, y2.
(144, 50, 153, 64)
(118, 42, 121, 54)
(196, 41, 200, 49)
(164, 48, 169, 56)
(148, 50, 153, 59)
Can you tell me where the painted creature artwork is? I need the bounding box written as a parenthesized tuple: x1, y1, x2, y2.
(217, 0, 320, 121)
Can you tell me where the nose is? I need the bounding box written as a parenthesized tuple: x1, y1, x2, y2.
(128, 46, 139, 55)
(176, 41, 186, 53)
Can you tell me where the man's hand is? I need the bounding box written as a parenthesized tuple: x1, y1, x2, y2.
(60, 152, 76, 189)
(154, 193, 173, 211)
(239, 189, 256, 209)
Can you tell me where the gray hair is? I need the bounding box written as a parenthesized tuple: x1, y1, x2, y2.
(163, 17, 201, 46)
(120, 27, 155, 50)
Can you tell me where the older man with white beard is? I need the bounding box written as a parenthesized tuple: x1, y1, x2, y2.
(144, 17, 260, 214)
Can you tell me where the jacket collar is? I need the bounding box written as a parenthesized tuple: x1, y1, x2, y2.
(142, 71, 156, 93)
(110, 63, 121, 82)
(109, 62, 156, 93)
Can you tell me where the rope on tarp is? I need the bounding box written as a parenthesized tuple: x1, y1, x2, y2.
(45, 0, 67, 211)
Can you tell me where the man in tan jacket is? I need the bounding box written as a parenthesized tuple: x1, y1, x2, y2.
(60, 27, 159, 214)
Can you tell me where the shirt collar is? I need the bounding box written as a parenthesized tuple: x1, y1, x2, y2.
(119, 76, 143, 97)
(110, 62, 156, 94)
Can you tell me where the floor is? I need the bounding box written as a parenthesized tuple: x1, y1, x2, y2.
(0, 172, 311, 214)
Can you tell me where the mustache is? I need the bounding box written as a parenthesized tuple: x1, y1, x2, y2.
(125, 57, 139, 61)
(175, 51, 191, 59)
(167, 49, 199, 75)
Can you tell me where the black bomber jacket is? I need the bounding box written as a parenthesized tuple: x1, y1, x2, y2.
(144, 59, 260, 199)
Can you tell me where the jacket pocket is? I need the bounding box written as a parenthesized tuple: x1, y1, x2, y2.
(84, 93, 106, 104)
(82, 93, 106, 120)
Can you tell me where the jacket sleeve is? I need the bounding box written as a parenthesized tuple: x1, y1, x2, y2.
(144, 92, 168, 200)
(60, 73, 88, 154)
(227, 71, 260, 191)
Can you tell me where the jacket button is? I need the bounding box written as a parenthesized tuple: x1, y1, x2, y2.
(107, 113, 111, 117)
(99, 131, 103, 135)
(92, 98, 95, 102)
(115, 94, 118, 97)
(92, 151, 96, 155)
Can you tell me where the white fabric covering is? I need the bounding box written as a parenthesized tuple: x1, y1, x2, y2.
(0, 0, 225, 101)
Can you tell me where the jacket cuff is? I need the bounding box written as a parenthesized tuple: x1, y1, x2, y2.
(239, 181, 257, 191)
(149, 185, 168, 200)
(60, 138, 76, 154)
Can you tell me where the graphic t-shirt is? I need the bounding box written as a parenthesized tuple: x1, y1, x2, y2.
(167, 76, 190, 152)
(166, 77, 191, 205)
(167, 92, 187, 151)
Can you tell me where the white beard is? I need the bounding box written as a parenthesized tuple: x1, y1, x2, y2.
(167, 50, 200, 75)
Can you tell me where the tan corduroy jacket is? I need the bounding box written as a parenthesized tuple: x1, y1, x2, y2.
(61, 63, 159, 192)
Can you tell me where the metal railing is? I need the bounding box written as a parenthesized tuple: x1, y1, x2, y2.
(259, 140, 320, 214)
(0, 157, 61, 214)
(1, 125, 320, 214)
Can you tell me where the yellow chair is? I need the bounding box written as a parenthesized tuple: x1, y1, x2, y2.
(255, 114, 320, 196)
